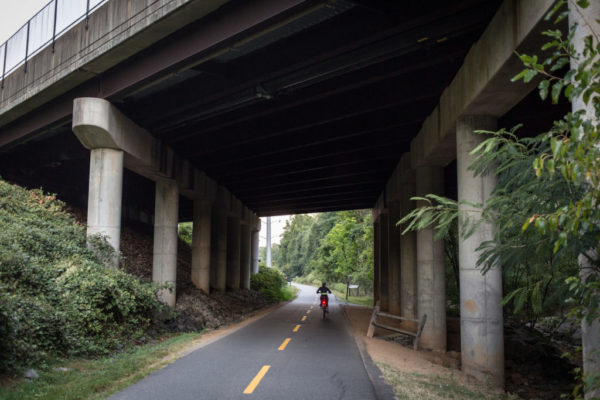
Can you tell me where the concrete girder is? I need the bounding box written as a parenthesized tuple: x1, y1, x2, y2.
(410, 0, 555, 168)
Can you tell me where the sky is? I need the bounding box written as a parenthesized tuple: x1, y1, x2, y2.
(0, 0, 50, 44)
(259, 216, 290, 247)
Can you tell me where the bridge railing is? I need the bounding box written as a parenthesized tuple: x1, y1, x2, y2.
(0, 0, 108, 89)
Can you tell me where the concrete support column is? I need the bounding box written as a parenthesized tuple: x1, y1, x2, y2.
(457, 115, 503, 387)
(153, 180, 179, 307)
(210, 201, 228, 291)
(227, 216, 241, 290)
(416, 166, 446, 351)
(240, 222, 251, 289)
(570, 5, 600, 397)
(86, 148, 124, 268)
(191, 199, 211, 293)
(388, 200, 402, 315)
(379, 212, 390, 312)
(400, 155, 417, 319)
(251, 228, 260, 275)
(373, 218, 380, 306)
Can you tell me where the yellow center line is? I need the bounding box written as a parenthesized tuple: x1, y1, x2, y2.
(306, 310, 311, 314)
(293, 324, 300, 333)
(310, 305, 313, 309)
(301, 316, 307, 321)
(243, 365, 270, 394)
(278, 338, 291, 351)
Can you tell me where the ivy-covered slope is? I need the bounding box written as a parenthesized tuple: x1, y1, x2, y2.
(0, 178, 162, 373)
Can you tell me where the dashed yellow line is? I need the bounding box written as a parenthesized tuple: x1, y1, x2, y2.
(301, 316, 307, 322)
(310, 305, 313, 309)
(306, 310, 311, 314)
(278, 338, 291, 351)
(243, 365, 270, 394)
(293, 324, 300, 333)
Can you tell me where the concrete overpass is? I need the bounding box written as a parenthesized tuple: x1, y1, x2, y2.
(0, 0, 598, 393)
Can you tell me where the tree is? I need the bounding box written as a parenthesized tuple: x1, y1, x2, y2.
(399, 1, 600, 396)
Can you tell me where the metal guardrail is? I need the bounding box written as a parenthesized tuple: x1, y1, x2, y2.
(1, 0, 109, 89)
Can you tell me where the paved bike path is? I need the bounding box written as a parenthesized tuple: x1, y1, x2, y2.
(110, 283, 376, 400)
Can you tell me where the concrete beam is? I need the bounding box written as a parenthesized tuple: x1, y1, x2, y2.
(86, 148, 124, 268)
(240, 220, 251, 289)
(410, 0, 555, 167)
(457, 115, 503, 387)
(227, 215, 241, 290)
(191, 199, 212, 293)
(251, 214, 261, 275)
(570, 3, 600, 398)
(416, 166, 446, 352)
(0, 0, 228, 128)
(399, 153, 417, 320)
(210, 187, 229, 291)
(153, 180, 179, 307)
(379, 211, 389, 312)
(373, 217, 380, 306)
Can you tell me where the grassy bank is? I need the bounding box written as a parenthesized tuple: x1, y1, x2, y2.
(377, 362, 517, 400)
(0, 333, 203, 400)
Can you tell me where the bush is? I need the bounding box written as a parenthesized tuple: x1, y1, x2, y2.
(250, 266, 292, 301)
(0, 179, 163, 372)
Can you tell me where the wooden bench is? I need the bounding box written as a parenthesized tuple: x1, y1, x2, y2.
(366, 301, 427, 350)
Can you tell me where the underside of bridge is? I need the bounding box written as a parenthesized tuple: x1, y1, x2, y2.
(0, 0, 510, 218)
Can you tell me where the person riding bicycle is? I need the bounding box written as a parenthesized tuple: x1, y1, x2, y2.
(316, 282, 331, 308)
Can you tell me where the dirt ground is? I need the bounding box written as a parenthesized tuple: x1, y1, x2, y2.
(343, 305, 577, 400)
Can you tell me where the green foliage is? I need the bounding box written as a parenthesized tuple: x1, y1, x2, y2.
(250, 265, 293, 301)
(178, 222, 193, 246)
(278, 211, 373, 293)
(0, 179, 163, 373)
(0, 332, 203, 400)
(400, 1, 600, 395)
(278, 214, 316, 277)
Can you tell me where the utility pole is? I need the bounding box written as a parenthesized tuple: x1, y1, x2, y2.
(266, 216, 272, 267)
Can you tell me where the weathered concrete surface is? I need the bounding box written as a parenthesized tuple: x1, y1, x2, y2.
(0, 0, 228, 128)
(251, 215, 261, 275)
(226, 216, 241, 290)
(191, 199, 212, 293)
(385, 166, 402, 316)
(410, 0, 555, 168)
(153, 180, 179, 307)
(415, 166, 446, 352)
(457, 115, 503, 388)
(210, 188, 229, 291)
(240, 218, 251, 290)
(86, 148, 124, 268)
(373, 218, 380, 306)
(399, 154, 417, 320)
(379, 212, 389, 312)
(570, 3, 600, 398)
(73, 97, 221, 199)
(387, 199, 402, 316)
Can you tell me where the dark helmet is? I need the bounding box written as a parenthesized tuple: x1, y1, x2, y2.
(322, 282, 326, 286)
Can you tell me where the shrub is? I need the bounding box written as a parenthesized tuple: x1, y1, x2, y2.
(0, 178, 163, 372)
(250, 265, 291, 301)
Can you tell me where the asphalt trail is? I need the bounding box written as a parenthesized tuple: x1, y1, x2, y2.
(109, 283, 376, 400)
